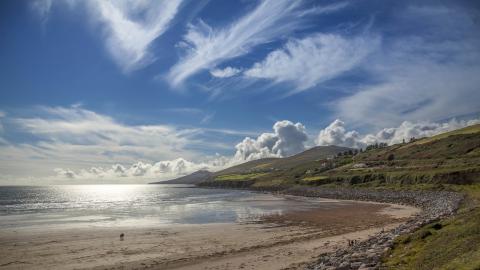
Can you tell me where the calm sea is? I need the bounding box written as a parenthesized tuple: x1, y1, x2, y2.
(0, 185, 330, 229)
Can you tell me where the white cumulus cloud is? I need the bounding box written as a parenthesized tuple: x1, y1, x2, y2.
(234, 120, 308, 161)
(52, 157, 230, 182)
(316, 118, 480, 149)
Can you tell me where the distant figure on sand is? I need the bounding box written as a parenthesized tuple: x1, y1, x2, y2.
(120, 233, 124, 241)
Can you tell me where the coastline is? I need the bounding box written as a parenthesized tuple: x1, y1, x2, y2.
(213, 186, 464, 269)
(196, 185, 465, 270)
(0, 194, 419, 270)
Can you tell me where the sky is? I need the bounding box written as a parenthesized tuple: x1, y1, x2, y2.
(0, 0, 479, 184)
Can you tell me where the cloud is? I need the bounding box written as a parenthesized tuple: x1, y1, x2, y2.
(162, 107, 204, 114)
(2, 119, 308, 183)
(86, 0, 183, 72)
(210, 67, 242, 78)
(297, 2, 350, 17)
(30, 0, 182, 72)
(0, 105, 243, 182)
(0, 111, 6, 143)
(30, 0, 52, 25)
(200, 112, 215, 124)
(316, 118, 480, 149)
(52, 157, 229, 182)
(167, 0, 309, 86)
(316, 119, 363, 148)
(2, 108, 479, 184)
(233, 120, 308, 161)
(0, 110, 5, 130)
(334, 4, 480, 128)
(244, 33, 379, 92)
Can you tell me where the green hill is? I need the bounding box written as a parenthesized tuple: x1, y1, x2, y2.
(203, 145, 352, 188)
(309, 124, 480, 188)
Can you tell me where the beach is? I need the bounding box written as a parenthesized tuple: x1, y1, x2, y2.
(0, 198, 419, 270)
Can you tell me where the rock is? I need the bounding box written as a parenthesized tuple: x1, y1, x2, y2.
(350, 261, 363, 268)
(338, 262, 350, 270)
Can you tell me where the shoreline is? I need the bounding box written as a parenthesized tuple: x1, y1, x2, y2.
(0, 193, 419, 270)
(202, 185, 464, 269)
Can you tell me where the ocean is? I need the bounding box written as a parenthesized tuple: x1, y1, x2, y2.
(0, 184, 330, 229)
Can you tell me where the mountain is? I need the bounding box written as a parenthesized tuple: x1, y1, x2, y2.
(150, 170, 213, 185)
(215, 145, 352, 175)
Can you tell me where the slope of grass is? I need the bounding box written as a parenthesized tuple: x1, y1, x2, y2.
(382, 185, 480, 270)
(214, 172, 269, 181)
(412, 124, 480, 146)
(214, 145, 350, 176)
(302, 175, 329, 182)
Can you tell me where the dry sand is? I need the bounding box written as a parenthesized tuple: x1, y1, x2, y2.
(0, 199, 419, 270)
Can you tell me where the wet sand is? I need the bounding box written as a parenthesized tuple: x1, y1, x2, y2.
(0, 199, 419, 270)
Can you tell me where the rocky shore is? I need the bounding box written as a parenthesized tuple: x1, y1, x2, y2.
(276, 187, 464, 270)
(198, 183, 464, 269)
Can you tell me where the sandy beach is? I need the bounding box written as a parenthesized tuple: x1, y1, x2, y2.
(0, 198, 419, 270)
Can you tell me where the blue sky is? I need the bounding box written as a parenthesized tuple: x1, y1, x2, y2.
(0, 0, 479, 184)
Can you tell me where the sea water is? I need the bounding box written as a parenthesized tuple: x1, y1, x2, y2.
(0, 185, 331, 229)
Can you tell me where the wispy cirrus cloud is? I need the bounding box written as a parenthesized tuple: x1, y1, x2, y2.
(0, 105, 238, 180)
(210, 67, 242, 78)
(334, 5, 480, 128)
(297, 2, 350, 17)
(167, 0, 348, 87)
(244, 33, 379, 93)
(30, 0, 183, 72)
(88, 0, 183, 72)
(30, 0, 52, 26)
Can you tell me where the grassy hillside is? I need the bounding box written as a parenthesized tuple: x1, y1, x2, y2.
(202, 124, 480, 189)
(215, 146, 351, 175)
(381, 184, 480, 270)
(300, 125, 480, 188)
(202, 145, 352, 188)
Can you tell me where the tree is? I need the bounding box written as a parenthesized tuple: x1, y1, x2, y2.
(387, 154, 395, 161)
